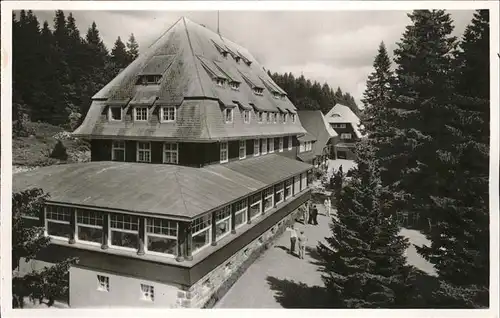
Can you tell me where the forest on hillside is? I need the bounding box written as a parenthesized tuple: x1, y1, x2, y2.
(269, 72, 360, 116)
(13, 10, 139, 129)
(12, 10, 359, 134)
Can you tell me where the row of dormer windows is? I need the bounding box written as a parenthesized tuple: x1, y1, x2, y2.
(108, 106, 176, 122)
(109, 105, 296, 125)
(223, 108, 296, 125)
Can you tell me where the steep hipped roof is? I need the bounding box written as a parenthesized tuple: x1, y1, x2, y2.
(297, 110, 338, 157)
(325, 103, 364, 138)
(74, 17, 306, 141)
(13, 155, 311, 220)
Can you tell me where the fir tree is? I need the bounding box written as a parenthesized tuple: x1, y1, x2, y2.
(317, 140, 413, 308)
(126, 33, 140, 62)
(52, 10, 68, 48)
(80, 21, 111, 116)
(456, 10, 489, 100)
(111, 36, 130, 69)
(12, 189, 76, 308)
(361, 41, 397, 184)
(50, 140, 68, 161)
(413, 10, 490, 308)
(377, 9, 488, 307)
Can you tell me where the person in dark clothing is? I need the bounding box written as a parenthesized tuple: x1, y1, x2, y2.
(312, 205, 319, 225)
(307, 203, 314, 224)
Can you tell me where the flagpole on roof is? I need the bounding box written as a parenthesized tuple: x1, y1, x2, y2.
(217, 11, 220, 35)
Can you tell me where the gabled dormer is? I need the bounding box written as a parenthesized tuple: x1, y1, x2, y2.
(237, 51, 252, 67)
(212, 40, 229, 58)
(198, 55, 230, 88)
(259, 77, 287, 100)
(225, 45, 241, 63)
(213, 60, 242, 91)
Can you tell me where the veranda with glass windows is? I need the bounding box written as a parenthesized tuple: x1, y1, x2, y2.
(42, 171, 311, 262)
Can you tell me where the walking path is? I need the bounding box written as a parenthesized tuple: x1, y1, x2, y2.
(215, 206, 333, 308)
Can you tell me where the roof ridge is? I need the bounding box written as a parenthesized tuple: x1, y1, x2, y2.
(146, 16, 184, 51)
(182, 18, 212, 139)
(183, 17, 206, 97)
(173, 166, 192, 218)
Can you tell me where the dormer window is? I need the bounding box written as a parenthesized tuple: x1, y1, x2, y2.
(234, 56, 241, 63)
(222, 52, 228, 58)
(272, 92, 280, 99)
(134, 107, 148, 121)
(223, 108, 234, 123)
(283, 113, 288, 123)
(108, 106, 122, 121)
(258, 112, 263, 123)
(269, 113, 274, 124)
(266, 112, 271, 123)
(253, 87, 264, 96)
(280, 94, 286, 100)
(215, 78, 226, 87)
(137, 75, 162, 85)
(229, 81, 240, 91)
(291, 114, 296, 123)
(160, 106, 176, 123)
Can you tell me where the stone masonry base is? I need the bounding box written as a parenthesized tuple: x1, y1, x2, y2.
(175, 203, 306, 308)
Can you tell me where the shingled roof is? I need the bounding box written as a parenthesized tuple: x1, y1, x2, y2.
(297, 110, 338, 157)
(74, 17, 306, 141)
(325, 103, 364, 138)
(13, 155, 312, 220)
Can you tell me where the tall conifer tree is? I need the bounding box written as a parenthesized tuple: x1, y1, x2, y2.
(126, 33, 140, 62)
(413, 10, 490, 308)
(318, 140, 414, 308)
(377, 9, 488, 307)
(111, 36, 130, 69)
(361, 41, 397, 185)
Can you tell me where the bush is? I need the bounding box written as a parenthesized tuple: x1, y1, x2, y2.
(49, 140, 68, 161)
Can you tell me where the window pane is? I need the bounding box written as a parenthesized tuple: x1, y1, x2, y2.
(216, 218, 230, 239)
(264, 196, 273, 211)
(110, 107, 122, 120)
(192, 228, 210, 253)
(46, 206, 71, 222)
(250, 202, 261, 219)
(235, 211, 246, 227)
(47, 221, 72, 238)
(77, 226, 103, 244)
(111, 231, 138, 249)
(113, 149, 125, 161)
(147, 236, 177, 255)
(275, 191, 284, 203)
(77, 210, 103, 226)
(146, 218, 177, 237)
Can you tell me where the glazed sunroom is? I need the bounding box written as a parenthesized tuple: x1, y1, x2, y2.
(17, 155, 312, 264)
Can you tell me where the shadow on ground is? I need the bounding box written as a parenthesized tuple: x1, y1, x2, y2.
(266, 276, 330, 308)
(266, 270, 445, 309)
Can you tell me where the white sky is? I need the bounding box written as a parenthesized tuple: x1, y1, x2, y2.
(32, 10, 475, 105)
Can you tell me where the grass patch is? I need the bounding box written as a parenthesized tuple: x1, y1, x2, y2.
(13, 121, 90, 167)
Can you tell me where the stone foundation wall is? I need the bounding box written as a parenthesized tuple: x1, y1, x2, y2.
(175, 203, 305, 308)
